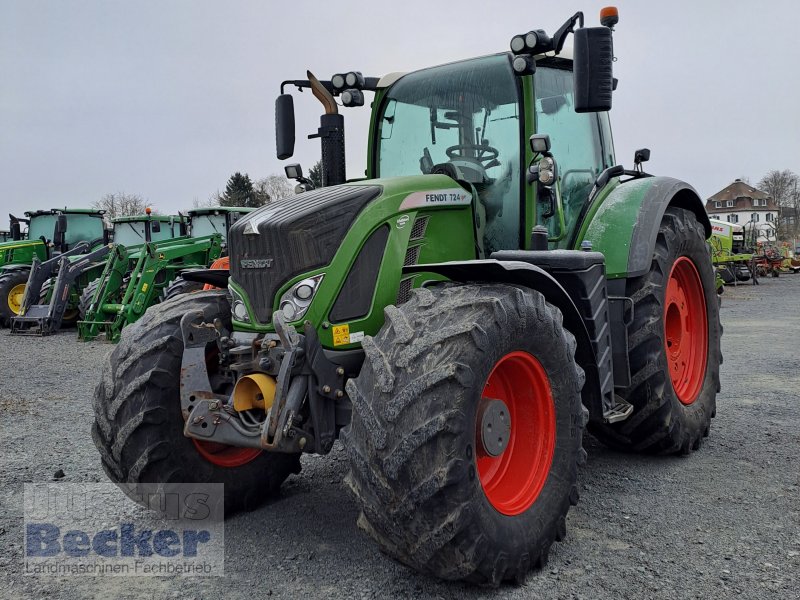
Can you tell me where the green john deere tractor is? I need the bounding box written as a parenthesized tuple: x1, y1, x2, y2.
(93, 8, 721, 584)
(0, 208, 107, 326)
(10, 212, 183, 335)
(78, 207, 250, 342)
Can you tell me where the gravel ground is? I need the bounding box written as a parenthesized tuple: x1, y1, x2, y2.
(1, 276, 799, 599)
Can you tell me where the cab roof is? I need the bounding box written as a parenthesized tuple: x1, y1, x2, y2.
(188, 206, 254, 216)
(112, 214, 178, 224)
(24, 208, 105, 218)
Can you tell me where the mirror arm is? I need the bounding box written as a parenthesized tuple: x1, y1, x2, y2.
(552, 11, 584, 53)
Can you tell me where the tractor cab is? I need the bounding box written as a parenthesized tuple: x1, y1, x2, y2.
(25, 208, 106, 256)
(188, 207, 253, 245)
(111, 213, 182, 247)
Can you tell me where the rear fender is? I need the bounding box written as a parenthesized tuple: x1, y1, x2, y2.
(581, 176, 711, 278)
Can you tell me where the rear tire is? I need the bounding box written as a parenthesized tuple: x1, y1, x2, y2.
(589, 207, 721, 454)
(78, 279, 100, 320)
(0, 271, 30, 327)
(39, 278, 80, 326)
(92, 290, 301, 515)
(343, 284, 586, 584)
(162, 276, 204, 301)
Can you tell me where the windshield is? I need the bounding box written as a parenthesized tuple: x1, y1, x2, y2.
(191, 214, 226, 239)
(63, 214, 105, 246)
(378, 54, 522, 253)
(28, 214, 57, 241)
(113, 222, 147, 246)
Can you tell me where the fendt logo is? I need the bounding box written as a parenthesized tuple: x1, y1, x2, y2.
(240, 258, 274, 269)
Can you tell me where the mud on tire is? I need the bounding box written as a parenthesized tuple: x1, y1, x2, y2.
(589, 206, 722, 454)
(92, 290, 301, 515)
(343, 283, 586, 585)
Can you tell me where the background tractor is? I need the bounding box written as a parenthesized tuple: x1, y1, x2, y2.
(709, 218, 754, 289)
(93, 7, 721, 585)
(9, 211, 183, 335)
(78, 207, 251, 342)
(0, 208, 106, 326)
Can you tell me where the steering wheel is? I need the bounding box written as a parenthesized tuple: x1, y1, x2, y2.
(445, 144, 499, 166)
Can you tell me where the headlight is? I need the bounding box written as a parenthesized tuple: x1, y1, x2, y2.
(276, 274, 324, 322)
(230, 287, 251, 323)
(537, 156, 557, 186)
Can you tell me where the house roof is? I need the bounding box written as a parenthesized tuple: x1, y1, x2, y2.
(705, 179, 778, 212)
(708, 179, 770, 202)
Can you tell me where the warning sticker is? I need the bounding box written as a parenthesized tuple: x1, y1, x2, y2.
(332, 324, 350, 347)
(349, 331, 365, 344)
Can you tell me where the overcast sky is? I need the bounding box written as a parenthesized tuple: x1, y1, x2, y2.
(2, 0, 799, 219)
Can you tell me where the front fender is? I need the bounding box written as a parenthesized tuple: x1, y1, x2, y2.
(404, 259, 605, 421)
(581, 176, 711, 278)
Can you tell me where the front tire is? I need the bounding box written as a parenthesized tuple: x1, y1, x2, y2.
(92, 290, 301, 514)
(343, 284, 585, 584)
(0, 271, 30, 326)
(589, 207, 722, 454)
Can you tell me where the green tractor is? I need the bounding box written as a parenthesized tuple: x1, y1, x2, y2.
(9, 212, 183, 335)
(0, 208, 107, 326)
(78, 207, 251, 342)
(93, 8, 721, 584)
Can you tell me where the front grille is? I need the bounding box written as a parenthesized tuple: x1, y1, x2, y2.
(228, 184, 382, 323)
(329, 225, 389, 323)
(396, 277, 414, 305)
(409, 216, 428, 240)
(404, 245, 421, 266)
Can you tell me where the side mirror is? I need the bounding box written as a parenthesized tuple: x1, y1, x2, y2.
(573, 26, 614, 113)
(53, 214, 67, 251)
(103, 228, 111, 244)
(276, 94, 296, 160)
(10, 219, 21, 241)
(152, 220, 161, 233)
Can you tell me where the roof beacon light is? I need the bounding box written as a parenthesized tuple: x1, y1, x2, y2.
(600, 6, 619, 29)
(145, 207, 152, 215)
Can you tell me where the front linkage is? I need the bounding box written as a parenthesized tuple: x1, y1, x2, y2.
(180, 310, 347, 456)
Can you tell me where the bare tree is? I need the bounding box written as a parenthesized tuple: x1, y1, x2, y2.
(758, 169, 800, 242)
(253, 175, 295, 205)
(192, 194, 221, 209)
(93, 192, 149, 219)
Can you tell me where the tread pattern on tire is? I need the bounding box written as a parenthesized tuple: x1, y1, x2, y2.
(589, 207, 722, 455)
(343, 283, 585, 585)
(92, 290, 301, 515)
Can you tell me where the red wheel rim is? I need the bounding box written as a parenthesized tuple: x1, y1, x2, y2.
(476, 351, 556, 516)
(664, 256, 708, 405)
(191, 439, 262, 468)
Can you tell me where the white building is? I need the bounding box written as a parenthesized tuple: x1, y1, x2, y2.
(705, 179, 779, 243)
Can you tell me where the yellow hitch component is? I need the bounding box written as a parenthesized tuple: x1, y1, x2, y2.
(232, 373, 277, 412)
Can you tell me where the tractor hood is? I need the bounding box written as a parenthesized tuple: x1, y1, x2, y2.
(229, 183, 383, 324)
(228, 175, 476, 331)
